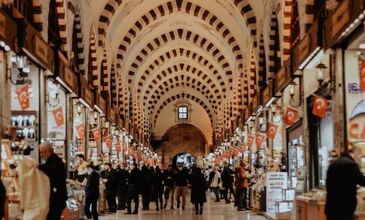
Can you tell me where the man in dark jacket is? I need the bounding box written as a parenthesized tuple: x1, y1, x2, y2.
(103, 163, 117, 213)
(174, 163, 189, 210)
(325, 144, 365, 220)
(84, 163, 100, 220)
(221, 161, 236, 204)
(115, 164, 129, 210)
(126, 163, 142, 214)
(39, 143, 67, 220)
(163, 165, 175, 209)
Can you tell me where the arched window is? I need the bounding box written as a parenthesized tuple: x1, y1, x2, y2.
(178, 106, 188, 120)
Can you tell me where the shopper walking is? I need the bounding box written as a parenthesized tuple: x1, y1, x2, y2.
(221, 161, 236, 204)
(174, 163, 189, 210)
(141, 165, 153, 210)
(126, 163, 142, 214)
(39, 143, 67, 220)
(325, 144, 365, 220)
(163, 165, 175, 209)
(115, 164, 129, 210)
(84, 163, 100, 220)
(152, 166, 164, 211)
(190, 167, 207, 215)
(235, 161, 249, 211)
(209, 166, 221, 202)
(103, 163, 117, 213)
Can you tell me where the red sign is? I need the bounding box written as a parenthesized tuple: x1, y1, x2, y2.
(123, 144, 127, 152)
(52, 106, 64, 127)
(267, 122, 278, 139)
(256, 133, 265, 148)
(359, 57, 365, 92)
(16, 84, 30, 110)
(92, 128, 101, 142)
(103, 135, 113, 148)
(312, 96, 329, 118)
(76, 123, 85, 140)
(240, 145, 246, 152)
(247, 135, 254, 149)
(284, 107, 299, 125)
(116, 143, 121, 153)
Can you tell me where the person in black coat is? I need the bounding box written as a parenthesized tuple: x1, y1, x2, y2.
(141, 165, 153, 210)
(221, 161, 236, 204)
(0, 178, 5, 220)
(39, 143, 67, 220)
(84, 163, 100, 220)
(325, 144, 365, 220)
(190, 167, 207, 215)
(126, 163, 142, 214)
(152, 166, 164, 210)
(115, 164, 129, 210)
(163, 165, 175, 209)
(103, 163, 117, 213)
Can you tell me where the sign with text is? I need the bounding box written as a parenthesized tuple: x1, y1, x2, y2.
(266, 172, 288, 213)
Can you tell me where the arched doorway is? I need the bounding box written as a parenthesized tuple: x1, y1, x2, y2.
(172, 152, 196, 168)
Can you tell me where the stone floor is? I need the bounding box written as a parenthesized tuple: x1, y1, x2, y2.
(99, 199, 267, 220)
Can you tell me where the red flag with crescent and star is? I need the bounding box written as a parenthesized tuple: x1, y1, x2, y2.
(103, 135, 113, 148)
(256, 133, 265, 148)
(52, 106, 64, 127)
(240, 145, 246, 152)
(359, 57, 365, 92)
(284, 107, 298, 125)
(92, 127, 101, 142)
(312, 96, 328, 118)
(267, 122, 278, 139)
(76, 123, 85, 140)
(16, 84, 30, 110)
(247, 135, 254, 149)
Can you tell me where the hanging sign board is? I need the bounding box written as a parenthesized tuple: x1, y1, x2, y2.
(57, 51, 78, 94)
(262, 81, 273, 106)
(0, 9, 16, 50)
(95, 93, 107, 114)
(108, 106, 117, 124)
(79, 77, 94, 108)
(274, 58, 292, 95)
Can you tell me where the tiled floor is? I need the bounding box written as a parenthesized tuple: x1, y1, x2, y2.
(99, 198, 268, 220)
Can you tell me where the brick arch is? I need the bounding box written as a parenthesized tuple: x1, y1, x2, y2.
(232, 0, 257, 46)
(146, 82, 218, 114)
(268, 8, 281, 78)
(258, 34, 267, 91)
(113, 1, 243, 65)
(125, 29, 233, 82)
(139, 62, 224, 102)
(87, 31, 98, 86)
(152, 93, 214, 126)
(135, 48, 230, 93)
(248, 47, 257, 102)
(32, 0, 43, 31)
(282, 0, 300, 61)
(71, 8, 85, 75)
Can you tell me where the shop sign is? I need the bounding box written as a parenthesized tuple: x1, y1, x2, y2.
(117, 117, 124, 129)
(0, 10, 16, 49)
(58, 52, 77, 94)
(262, 82, 273, 106)
(23, 21, 54, 72)
(292, 21, 319, 70)
(324, 0, 365, 49)
(274, 58, 292, 94)
(79, 77, 94, 108)
(108, 107, 117, 124)
(251, 93, 259, 112)
(266, 172, 288, 213)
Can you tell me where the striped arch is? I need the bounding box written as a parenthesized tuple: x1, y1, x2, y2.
(232, 0, 257, 46)
(283, 0, 300, 60)
(100, 49, 109, 97)
(248, 49, 257, 101)
(98, 0, 123, 46)
(268, 9, 281, 78)
(114, 1, 243, 66)
(139, 62, 225, 102)
(258, 34, 267, 91)
(152, 93, 214, 126)
(32, 0, 42, 31)
(125, 29, 233, 82)
(145, 79, 220, 110)
(303, 0, 316, 31)
(55, 0, 67, 44)
(88, 32, 98, 86)
(110, 63, 117, 106)
(232, 72, 243, 117)
(72, 9, 85, 75)
(135, 48, 230, 93)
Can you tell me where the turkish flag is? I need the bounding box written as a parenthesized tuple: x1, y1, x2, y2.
(103, 135, 113, 148)
(247, 135, 254, 149)
(284, 107, 298, 125)
(123, 144, 127, 152)
(240, 145, 246, 152)
(267, 122, 278, 139)
(76, 123, 85, 140)
(234, 147, 239, 156)
(359, 57, 365, 92)
(256, 133, 265, 148)
(116, 143, 121, 153)
(52, 106, 64, 127)
(312, 96, 328, 118)
(16, 84, 30, 110)
(92, 128, 101, 142)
